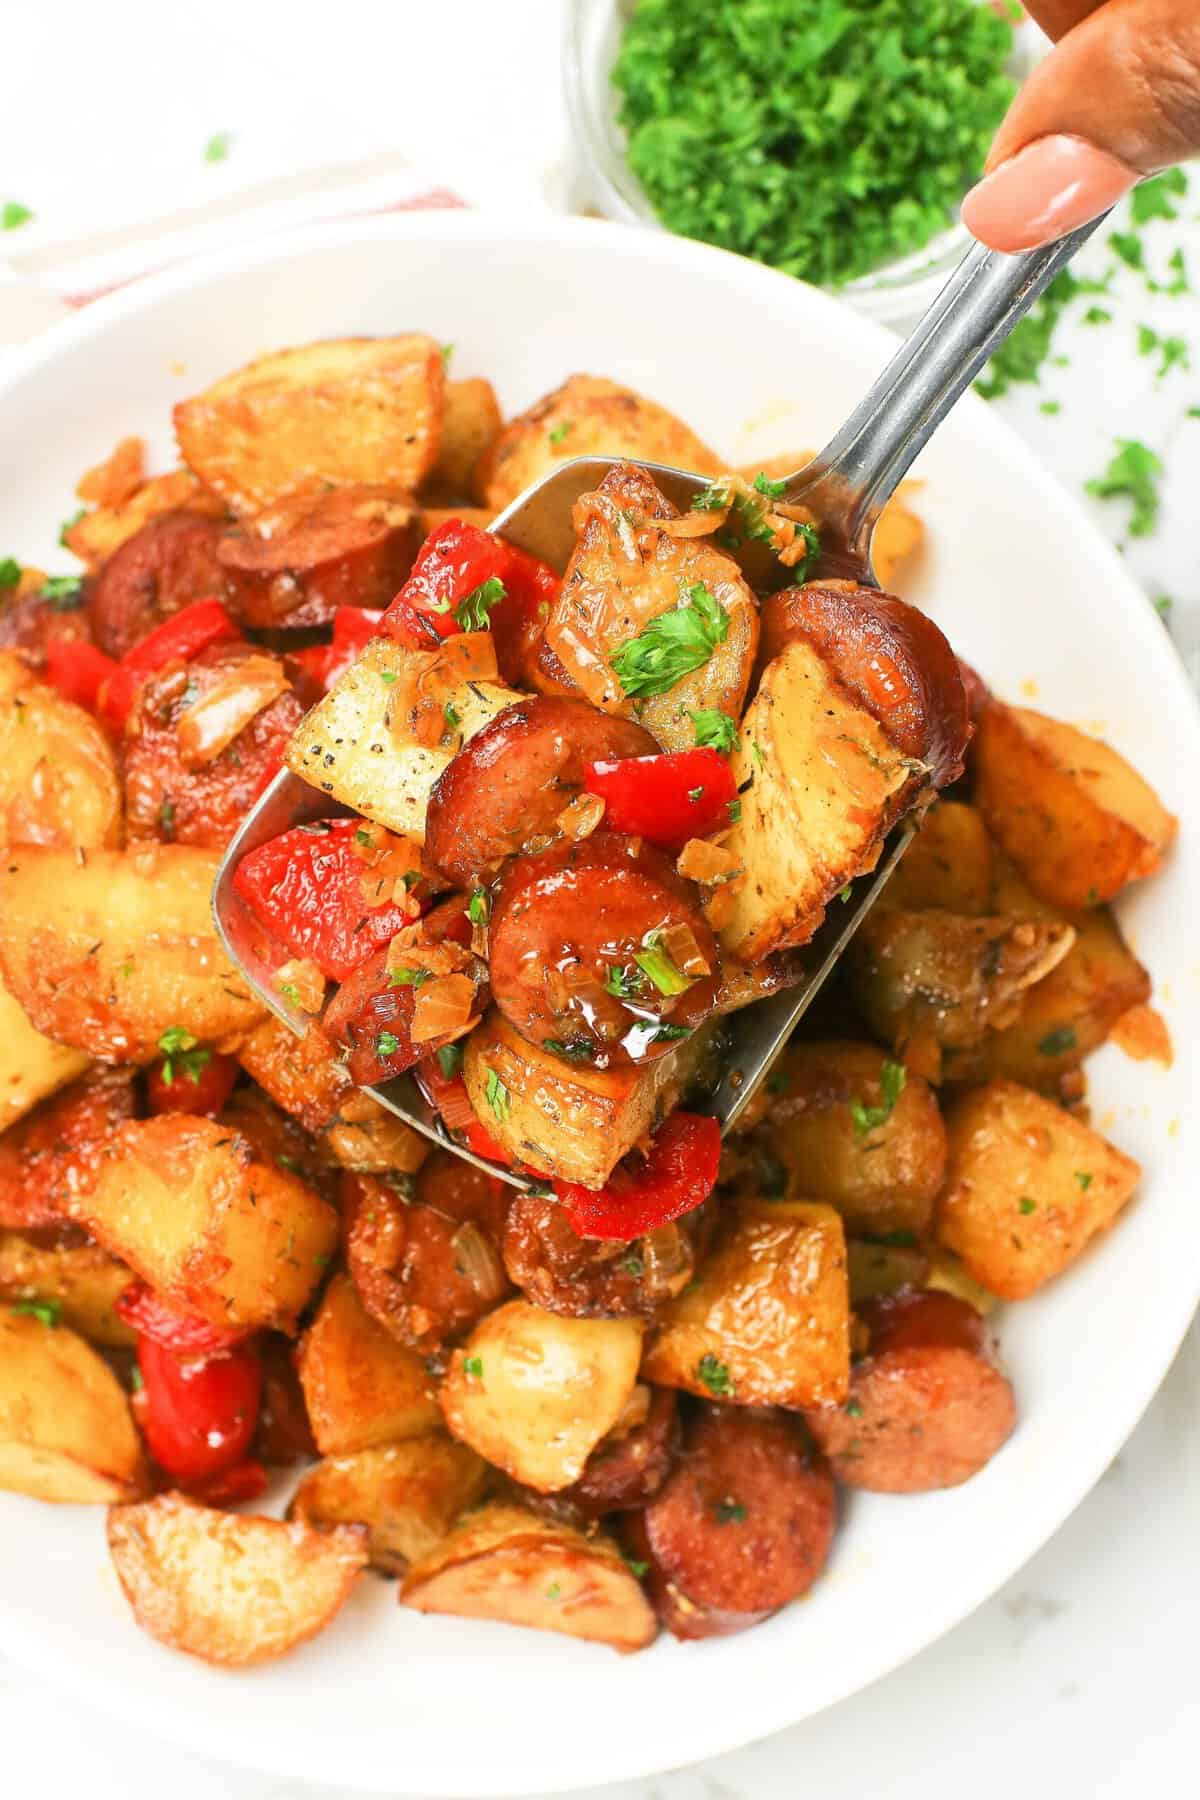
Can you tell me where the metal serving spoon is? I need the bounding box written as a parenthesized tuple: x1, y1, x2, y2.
(214, 221, 1103, 1188)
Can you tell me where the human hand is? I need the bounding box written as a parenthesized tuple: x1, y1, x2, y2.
(962, 0, 1200, 251)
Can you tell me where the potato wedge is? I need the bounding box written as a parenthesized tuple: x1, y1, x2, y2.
(0, 1306, 145, 1502)
(938, 1079, 1141, 1299)
(440, 1301, 643, 1492)
(0, 977, 90, 1132)
(642, 1200, 849, 1409)
(461, 1008, 715, 1189)
(286, 634, 523, 838)
(478, 373, 720, 511)
(290, 1437, 489, 1574)
(108, 1493, 367, 1666)
(75, 1115, 338, 1332)
(885, 801, 993, 915)
(0, 653, 122, 849)
(759, 1039, 946, 1239)
(0, 844, 264, 1061)
(174, 334, 445, 514)
(717, 639, 916, 961)
(976, 702, 1177, 910)
(427, 377, 502, 498)
(297, 1272, 440, 1456)
(63, 467, 226, 569)
(0, 1235, 135, 1347)
(402, 1500, 657, 1651)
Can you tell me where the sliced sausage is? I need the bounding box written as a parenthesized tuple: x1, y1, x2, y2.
(342, 1157, 511, 1350)
(424, 696, 655, 888)
(625, 1404, 836, 1640)
(87, 510, 228, 658)
(0, 1068, 136, 1231)
(216, 486, 419, 630)
(122, 641, 305, 850)
(761, 581, 969, 789)
(804, 1290, 1016, 1492)
(488, 831, 720, 1069)
(0, 588, 94, 668)
(502, 1189, 711, 1319)
(514, 1385, 680, 1526)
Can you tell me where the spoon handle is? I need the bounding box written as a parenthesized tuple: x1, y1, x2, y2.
(798, 217, 1108, 556)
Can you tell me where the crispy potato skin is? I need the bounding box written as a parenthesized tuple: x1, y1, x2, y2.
(0, 844, 265, 1061)
(64, 468, 226, 570)
(401, 1499, 657, 1652)
(0, 979, 91, 1133)
(938, 1080, 1141, 1299)
(76, 1115, 338, 1332)
(290, 1437, 489, 1575)
(297, 1272, 441, 1456)
(174, 334, 445, 515)
(428, 378, 502, 500)
(976, 702, 1177, 910)
(643, 1200, 850, 1409)
(216, 486, 420, 629)
(0, 1307, 146, 1502)
(0, 1234, 135, 1347)
(0, 1068, 135, 1232)
(477, 374, 720, 512)
(885, 802, 993, 914)
(0, 653, 122, 850)
(439, 1301, 644, 1492)
(756, 1039, 946, 1239)
(107, 1493, 367, 1666)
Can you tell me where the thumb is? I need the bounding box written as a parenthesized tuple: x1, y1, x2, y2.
(962, 0, 1200, 252)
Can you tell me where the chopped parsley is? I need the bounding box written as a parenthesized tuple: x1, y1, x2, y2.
(1136, 325, 1190, 379)
(844, 1398, 864, 1418)
(604, 964, 641, 999)
(2, 202, 33, 232)
(1039, 401, 1061, 417)
(1153, 596, 1173, 620)
(453, 576, 505, 633)
(388, 966, 429, 988)
(545, 1582, 562, 1600)
(548, 420, 574, 446)
(976, 269, 1095, 399)
(545, 1037, 597, 1062)
(849, 1059, 906, 1138)
(726, 798, 742, 824)
(158, 798, 176, 839)
(468, 888, 489, 926)
(204, 132, 232, 163)
(462, 1355, 483, 1379)
(58, 508, 85, 548)
(1086, 439, 1163, 539)
(484, 1069, 511, 1121)
(436, 1042, 464, 1080)
(278, 982, 302, 1008)
(689, 707, 739, 755)
(1110, 231, 1144, 272)
(650, 1022, 693, 1045)
(714, 1500, 747, 1524)
(11, 1299, 61, 1327)
(696, 1352, 733, 1398)
(753, 471, 787, 500)
(157, 1025, 211, 1086)
(0, 558, 19, 589)
(1037, 1025, 1077, 1057)
(378, 669, 398, 685)
(39, 575, 84, 609)
(1131, 168, 1187, 225)
(1018, 1197, 1037, 1216)
(692, 482, 732, 512)
(1074, 1170, 1093, 1191)
(625, 1555, 650, 1579)
(611, 582, 728, 698)
(634, 931, 692, 997)
(441, 343, 455, 368)
(750, 740, 764, 770)
(1082, 306, 1112, 327)
(355, 826, 372, 847)
(791, 520, 822, 581)
(687, 785, 704, 802)
(620, 1252, 645, 1277)
(375, 1031, 402, 1057)
(444, 701, 462, 730)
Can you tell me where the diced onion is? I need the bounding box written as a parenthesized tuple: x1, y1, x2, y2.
(450, 1221, 508, 1301)
(176, 654, 289, 767)
(410, 973, 476, 1044)
(557, 791, 606, 841)
(659, 919, 711, 978)
(677, 837, 744, 886)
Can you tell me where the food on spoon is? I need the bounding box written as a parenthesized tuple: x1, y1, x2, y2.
(884, 799, 994, 914)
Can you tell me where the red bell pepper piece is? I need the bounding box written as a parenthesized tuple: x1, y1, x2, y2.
(44, 638, 119, 713)
(290, 606, 384, 693)
(133, 1333, 262, 1486)
(146, 1050, 239, 1119)
(190, 1458, 269, 1507)
(583, 748, 738, 849)
(116, 1281, 249, 1358)
(101, 596, 240, 727)
(381, 520, 560, 680)
(232, 817, 422, 983)
(415, 1059, 513, 1164)
(555, 1111, 721, 1240)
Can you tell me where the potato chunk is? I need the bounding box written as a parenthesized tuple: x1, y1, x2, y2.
(402, 1500, 657, 1652)
(107, 1493, 367, 1666)
(478, 373, 720, 511)
(642, 1200, 849, 1409)
(976, 702, 1177, 910)
(885, 802, 993, 914)
(759, 1039, 946, 1239)
(297, 1272, 440, 1456)
(75, 1115, 337, 1332)
(174, 334, 445, 514)
(285, 634, 522, 838)
(718, 639, 916, 961)
(0, 844, 264, 1061)
(428, 377, 502, 498)
(290, 1437, 489, 1574)
(0, 1307, 145, 1502)
(0, 652, 121, 849)
(0, 977, 90, 1132)
(0, 1235, 135, 1347)
(63, 466, 225, 569)
(938, 1080, 1141, 1299)
(440, 1300, 643, 1492)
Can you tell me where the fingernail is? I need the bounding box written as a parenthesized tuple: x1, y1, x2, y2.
(962, 134, 1137, 253)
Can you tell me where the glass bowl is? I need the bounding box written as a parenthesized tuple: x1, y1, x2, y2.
(564, 0, 1045, 329)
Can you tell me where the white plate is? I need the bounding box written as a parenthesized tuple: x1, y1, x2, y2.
(0, 213, 1197, 1797)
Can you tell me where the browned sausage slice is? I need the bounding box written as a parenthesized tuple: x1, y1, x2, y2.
(804, 1290, 1016, 1492)
(502, 1189, 712, 1319)
(217, 487, 420, 630)
(514, 1386, 680, 1526)
(625, 1405, 836, 1640)
(87, 511, 228, 658)
(423, 696, 655, 888)
(488, 831, 719, 1068)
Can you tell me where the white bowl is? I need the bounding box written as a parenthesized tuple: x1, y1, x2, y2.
(0, 212, 1197, 1798)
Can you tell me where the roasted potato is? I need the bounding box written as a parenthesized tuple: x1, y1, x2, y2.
(884, 801, 993, 914)
(0, 1307, 146, 1502)
(0, 1068, 135, 1231)
(297, 1272, 440, 1456)
(846, 1238, 931, 1304)
(174, 334, 445, 514)
(0, 844, 265, 1061)
(0, 653, 122, 849)
(286, 633, 522, 838)
(427, 377, 502, 499)
(401, 1500, 657, 1652)
(976, 702, 1177, 910)
(63, 466, 226, 569)
(477, 373, 720, 512)
(75, 1115, 338, 1332)
(290, 1436, 489, 1574)
(0, 977, 90, 1133)
(642, 1200, 850, 1409)
(759, 1039, 946, 1239)
(0, 1235, 135, 1347)
(439, 1301, 644, 1492)
(107, 1493, 367, 1666)
(938, 1079, 1141, 1299)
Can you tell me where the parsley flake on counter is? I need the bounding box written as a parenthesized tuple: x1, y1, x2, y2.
(1153, 596, 1173, 619)
(157, 1025, 211, 1086)
(976, 269, 1095, 399)
(1131, 168, 1187, 225)
(1086, 439, 1163, 539)
(12, 1299, 61, 1327)
(484, 1069, 511, 1122)
(1039, 401, 1061, 416)
(1082, 305, 1112, 327)
(2, 202, 33, 231)
(611, 581, 729, 698)
(689, 707, 739, 755)
(696, 1353, 734, 1398)
(850, 1059, 907, 1138)
(1110, 231, 1144, 272)
(204, 132, 232, 163)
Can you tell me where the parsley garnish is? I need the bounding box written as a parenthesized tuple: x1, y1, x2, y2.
(355, 826, 372, 847)
(376, 1031, 402, 1057)
(468, 888, 489, 926)
(278, 982, 302, 1007)
(2, 202, 33, 232)
(634, 931, 691, 997)
(444, 701, 462, 730)
(548, 420, 574, 446)
(726, 798, 742, 824)
(692, 483, 732, 512)
(158, 798, 176, 839)
(604, 964, 640, 999)
(388, 967, 429, 987)
(750, 740, 764, 770)
(1110, 231, 1144, 272)
(157, 1026, 211, 1086)
(611, 582, 729, 698)
(484, 1069, 510, 1121)
(1074, 1170, 1093, 1191)
(453, 576, 505, 633)
(59, 508, 85, 548)
(0, 558, 19, 589)
(462, 1355, 483, 1379)
(849, 1059, 906, 1138)
(1037, 1025, 1077, 1056)
(620, 1252, 645, 1277)
(436, 1042, 464, 1080)
(650, 1022, 692, 1044)
(753, 471, 787, 499)
(441, 343, 455, 368)
(39, 576, 84, 610)
(11, 1299, 60, 1327)
(204, 132, 232, 163)
(845, 1398, 863, 1418)
(625, 1555, 650, 1578)
(1086, 439, 1163, 538)
(689, 708, 739, 754)
(1019, 1197, 1037, 1216)
(379, 669, 398, 685)
(714, 1500, 747, 1524)
(696, 1353, 733, 1397)
(545, 1582, 562, 1600)
(545, 1037, 597, 1062)
(791, 520, 821, 581)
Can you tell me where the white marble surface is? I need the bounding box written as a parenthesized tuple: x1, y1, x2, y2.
(2, 2, 1199, 1793)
